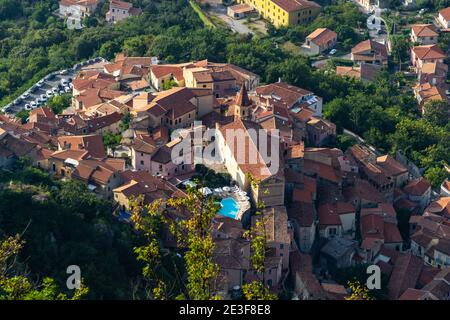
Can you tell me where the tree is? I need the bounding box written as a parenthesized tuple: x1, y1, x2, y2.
(130, 185, 221, 300)
(162, 79, 178, 91)
(390, 35, 410, 69)
(345, 280, 373, 300)
(167, 186, 221, 300)
(241, 174, 278, 300)
(129, 197, 169, 300)
(47, 94, 71, 114)
(0, 235, 88, 300)
(103, 131, 122, 150)
(15, 110, 30, 124)
(423, 100, 449, 127)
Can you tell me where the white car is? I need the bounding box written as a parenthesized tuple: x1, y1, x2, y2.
(52, 87, 59, 94)
(64, 86, 71, 93)
(329, 49, 337, 55)
(30, 101, 37, 109)
(59, 69, 68, 75)
(46, 90, 54, 98)
(40, 94, 47, 101)
(61, 79, 69, 86)
(24, 104, 32, 111)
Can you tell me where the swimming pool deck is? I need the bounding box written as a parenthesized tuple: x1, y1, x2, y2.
(216, 188, 250, 220)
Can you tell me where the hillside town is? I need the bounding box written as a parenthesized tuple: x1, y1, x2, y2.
(0, 0, 449, 302)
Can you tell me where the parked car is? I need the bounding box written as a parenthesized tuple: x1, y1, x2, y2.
(329, 49, 337, 55)
(35, 99, 42, 106)
(22, 92, 30, 99)
(61, 79, 69, 86)
(52, 87, 59, 94)
(30, 101, 37, 108)
(30, 85, 37, 93)
(59, 69, 68, 75)
(24, 104, 32, 111)
(64, 86, 71, 93)
(59, 90, 65, 95)
(40, 94, 48, 101)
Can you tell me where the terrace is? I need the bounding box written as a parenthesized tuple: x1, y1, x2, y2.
(181, 180, 251, 220)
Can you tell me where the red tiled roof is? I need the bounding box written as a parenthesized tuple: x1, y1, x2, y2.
(411, 24, 438, 37)
(303, 159, 341, 184)
(306, 28, 337, 46)
(110, 0, 132, 10)
(439, 7, 450, 21)
(256, 82, 313, 107)
(352, 40, 388, 60)
(292, 187, 313, 203)
(272, 0, 321, 12)
(151, 65, 184, 81)
(57, 134, 106, 159)
(403, 177, 431, 196)
(412, 44, 446, 60)
(388, 254, 423, 300)
(218, 118, 281, 181)
(398, 288, 429, 300)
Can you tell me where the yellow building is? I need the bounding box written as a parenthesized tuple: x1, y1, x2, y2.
(237, 0, 321, 27)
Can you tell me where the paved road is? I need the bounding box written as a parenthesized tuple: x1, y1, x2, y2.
(2, 57, 107, 116)
(206, 3, 254, 34)
(367, 8, 389, 46)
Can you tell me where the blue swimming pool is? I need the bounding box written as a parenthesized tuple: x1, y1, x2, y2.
(218, 197, 240, 219)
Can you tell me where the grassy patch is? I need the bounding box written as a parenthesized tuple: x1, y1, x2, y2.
(282, 41, 301, 56)
(189, 0, 215, 28)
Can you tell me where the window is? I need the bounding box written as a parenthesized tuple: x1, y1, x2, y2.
(140, 160, 144, 165)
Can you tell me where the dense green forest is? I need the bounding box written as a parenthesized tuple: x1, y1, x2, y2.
(0, 161, 145, 299)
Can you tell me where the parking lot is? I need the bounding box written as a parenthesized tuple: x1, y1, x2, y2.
(2, 57, 108, 115)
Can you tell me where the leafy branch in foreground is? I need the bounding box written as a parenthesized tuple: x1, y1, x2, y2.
(130, 185, 222, 300)
(167, 186, 221, 300)
(130, 196, 168, 300)
(345, 280, 373, 300)
(242, 174, 277, 300)
(0, 235, 88, 300)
